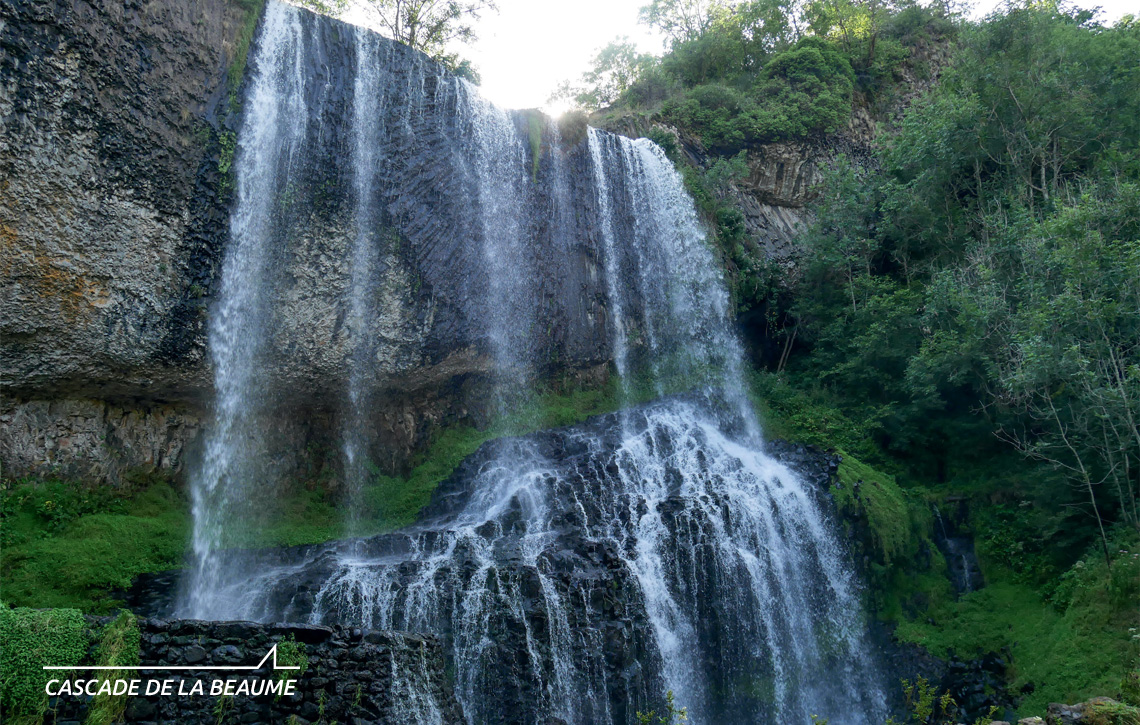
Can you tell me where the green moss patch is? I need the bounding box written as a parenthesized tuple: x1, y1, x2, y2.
(0, 606, 89, 723)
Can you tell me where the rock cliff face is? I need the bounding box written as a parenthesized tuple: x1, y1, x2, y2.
(1, 0, 248, 401)
(0, 1, 614, 481)
(1, 0, 250, 479)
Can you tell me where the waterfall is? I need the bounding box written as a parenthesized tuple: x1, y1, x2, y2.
(181, 1, 308, 619)
(461, 86, 537, 395)
(179, 3, 888, 722)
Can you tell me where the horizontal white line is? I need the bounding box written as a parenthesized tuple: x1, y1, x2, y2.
(43, 644, 299, 672)
(42, 666, 300, 671)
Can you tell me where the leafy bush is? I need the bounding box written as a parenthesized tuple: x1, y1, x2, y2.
(274, 635, 308, 699)
(664, 83, 753, 153)
(663, 38, 855, 152)
(752, 37, 855, 138)
(0, 606, 89, 723)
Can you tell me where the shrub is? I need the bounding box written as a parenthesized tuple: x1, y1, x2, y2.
(662, 38, 855, 151)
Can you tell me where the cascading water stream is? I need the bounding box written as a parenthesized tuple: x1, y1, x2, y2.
(460, 85, 536, 398)
(343, 26, 387, 523)
(179, 3, 888, 722)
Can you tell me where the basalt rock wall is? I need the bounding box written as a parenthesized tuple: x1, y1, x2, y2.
(1, 0, 253, 482)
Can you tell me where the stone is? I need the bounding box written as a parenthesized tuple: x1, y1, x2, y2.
(1018, 718, 1046, 725)
(1047, 701, 1087, 724)
(273, 623, 334, 645)
(209, 644, 243, 664)
(125, 699, 157, 720)
(183, 645, 207, 664)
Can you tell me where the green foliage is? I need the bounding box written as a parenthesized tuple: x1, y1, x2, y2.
(787, 5, 1140, 509)
(895, 542, 1140, 716)
(662, 37, 854, 152)
(1122, 670, 1140, 707)
(275, 635, 308, 699)
(217, 129, 237, 196)
(1, 480, 188, 611)
(226, 0, 267, 112)
(1084, 699, 1140, 725)
(897, 676, 957, 724)
(352, 0, 494, 65)
(86, 611, 142, 725)
(834, 455, 918, 565)
(636, 689, 689, 724)
(552, 38, 658, 111)
(0, 606, 89, 723)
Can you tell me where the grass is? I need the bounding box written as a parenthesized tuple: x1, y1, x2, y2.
(226, 0, 267, 113)
(85, 611, 141, 725)
(894, 567, 1138, 716)
(1, 481, 189, 612)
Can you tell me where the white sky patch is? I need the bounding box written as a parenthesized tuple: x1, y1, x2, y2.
(338, 0, 663, 113)
(332, 0, 1134, 113)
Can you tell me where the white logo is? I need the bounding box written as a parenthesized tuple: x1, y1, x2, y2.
(42, 644, 303, 698)
(42, 643, 301, 672)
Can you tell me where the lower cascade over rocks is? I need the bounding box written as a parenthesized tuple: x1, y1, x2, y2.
(46, 618, 463, 725)
(139, 398, 887, 724)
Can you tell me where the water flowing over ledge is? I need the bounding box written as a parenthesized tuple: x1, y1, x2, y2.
(179, 2, 889, 722)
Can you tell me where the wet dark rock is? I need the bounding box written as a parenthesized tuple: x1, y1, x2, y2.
(210, 644, 243, 663)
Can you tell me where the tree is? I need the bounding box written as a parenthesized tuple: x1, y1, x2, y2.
(551, 38, 656, 111)
(358, 0, 496, 64)
(639, 0, 732, 45)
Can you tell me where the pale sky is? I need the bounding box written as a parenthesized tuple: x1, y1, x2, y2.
(336, 0, 1135, 113)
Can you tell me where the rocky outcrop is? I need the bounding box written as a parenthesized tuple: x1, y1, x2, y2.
(47, 618, 464, 725)
(1046, 697, 1140, 725)
(0, 399, 199, 482)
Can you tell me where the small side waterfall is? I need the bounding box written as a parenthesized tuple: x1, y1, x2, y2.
(342, 27, 384, 516)
(180, 3, 889, 723)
